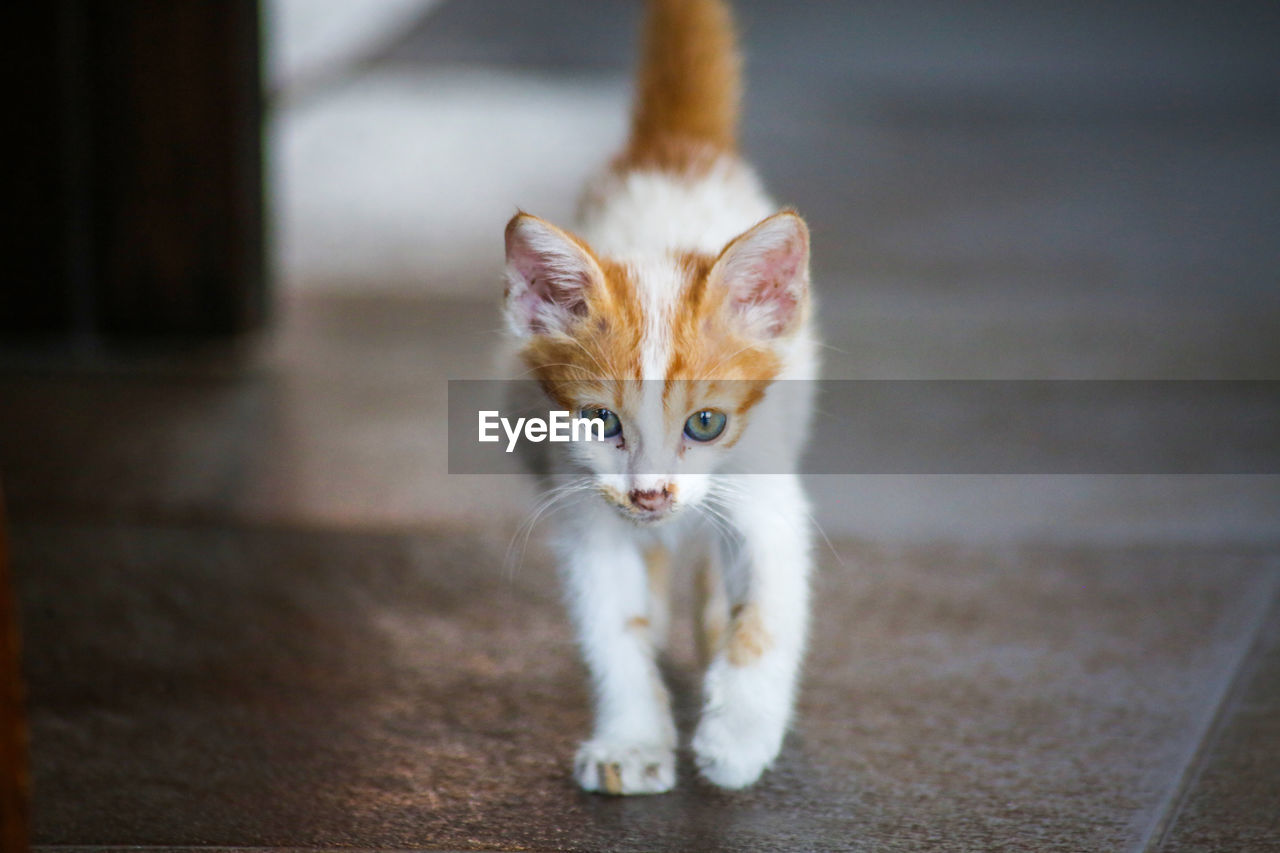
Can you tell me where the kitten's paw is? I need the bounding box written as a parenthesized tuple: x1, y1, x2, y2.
(691, 709, 784, 790)
(574, 740, 675, 795)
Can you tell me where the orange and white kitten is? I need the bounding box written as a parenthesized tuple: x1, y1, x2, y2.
(502, 0, 816, 794)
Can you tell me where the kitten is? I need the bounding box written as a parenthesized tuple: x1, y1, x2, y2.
(501, 0, 816, 794)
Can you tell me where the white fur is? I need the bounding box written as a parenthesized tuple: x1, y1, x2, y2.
(557, 497, 680, 794)
(691, 474, 811, 788)
(631, 255, 682, 382)
(578, 158, 775, 257)
(519, 156, 817, 794)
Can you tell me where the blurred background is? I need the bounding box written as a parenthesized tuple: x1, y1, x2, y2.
(284, 0, 1280, 537)
(271, 0, 1280, 318)
(2, 1, 1278, 849)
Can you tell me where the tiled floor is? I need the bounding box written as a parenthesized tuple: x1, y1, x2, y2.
(13, 520, 1280, 851)
(3, 296, 1278, 851)
(1155, 603, 1280, 852)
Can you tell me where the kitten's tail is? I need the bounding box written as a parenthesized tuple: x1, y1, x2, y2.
(623, 0, 741, 170)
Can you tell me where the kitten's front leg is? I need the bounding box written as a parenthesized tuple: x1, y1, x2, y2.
(557, 509, 676, 795)
(692, 474, 812, 789)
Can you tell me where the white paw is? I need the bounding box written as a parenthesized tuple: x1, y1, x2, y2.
(574, 740, 676, 795)
(691, 708, 785, 790)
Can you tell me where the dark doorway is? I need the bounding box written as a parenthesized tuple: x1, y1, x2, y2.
(7, 1, 265, 340)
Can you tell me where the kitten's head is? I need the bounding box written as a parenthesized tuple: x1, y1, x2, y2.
(503, 210, 810, 524)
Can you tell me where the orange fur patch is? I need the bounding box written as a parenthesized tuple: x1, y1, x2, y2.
(612, 137, 726, 179)
(726, 602, 772, 667)
(520, 257, 646, 408)
(695, 557, 727, 669)
(600, 763, 623, 795)
(644, 546, 670, 583)
(598, 483, 630, 508)
(522, 244, 777, 389)
(666, 251, 781, 380)
(621, 0, 740, 174)
(518, 235, 781, 448)
(662, 251, 780, 446)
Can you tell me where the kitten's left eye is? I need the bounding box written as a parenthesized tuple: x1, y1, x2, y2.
(580, 407, 622, 439)
(684, 409, 727, 442)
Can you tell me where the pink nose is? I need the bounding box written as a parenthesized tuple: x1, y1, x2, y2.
(629, 486, 673, 513)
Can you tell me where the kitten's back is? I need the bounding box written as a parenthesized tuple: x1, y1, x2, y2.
(581, 0, 770, 259)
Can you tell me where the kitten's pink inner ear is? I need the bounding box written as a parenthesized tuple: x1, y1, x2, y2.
(712, 212, 811, 339)
(504, 214, 602, 337)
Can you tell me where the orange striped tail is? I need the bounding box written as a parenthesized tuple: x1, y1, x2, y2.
(623, 0, 741, 171)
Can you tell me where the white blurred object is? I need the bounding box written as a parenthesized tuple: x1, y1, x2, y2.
(265, 0, 440, 93)
(271, 69, 627, 295)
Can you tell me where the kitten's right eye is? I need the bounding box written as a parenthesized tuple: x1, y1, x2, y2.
(581, 407, 622, 439)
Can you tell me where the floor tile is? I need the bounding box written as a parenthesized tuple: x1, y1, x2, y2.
(1155, 599, 1280, 852)
(16, 522, 1276, 851)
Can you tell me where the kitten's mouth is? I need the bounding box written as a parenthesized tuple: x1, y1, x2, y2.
(606, 498, 677, 525)
(598, 486, 678, 525)
(623, 506, 677, 525)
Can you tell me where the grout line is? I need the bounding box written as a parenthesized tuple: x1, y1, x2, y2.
(1135, 565, 1280, 853)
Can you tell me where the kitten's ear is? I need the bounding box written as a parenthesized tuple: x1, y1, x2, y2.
(504, 213, 603, 337)
(710, 211, 810, 339)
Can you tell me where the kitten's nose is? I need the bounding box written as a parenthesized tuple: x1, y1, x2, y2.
(629, 486, 673, 513)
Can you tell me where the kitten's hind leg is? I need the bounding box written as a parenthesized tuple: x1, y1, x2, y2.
(643, 545, 672, 654)
(693, 549, 729, 670)
(558, 512, 677, 795)
(691, 474, 811, 789)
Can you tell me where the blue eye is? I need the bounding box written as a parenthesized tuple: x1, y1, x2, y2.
(684, 409, 727, 442)
(580, 407, 622, 438)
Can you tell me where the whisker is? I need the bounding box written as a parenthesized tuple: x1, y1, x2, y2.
(693, 501, 736, 547)
(564, 337, 616, 380)
(801, 504, 846, 568)
(812, 339, 850, 356)
(698, 342, 763, 379)
(504, 477, 594, 578)
(708, 477, 845, 568)
(513, 362, 599, 381)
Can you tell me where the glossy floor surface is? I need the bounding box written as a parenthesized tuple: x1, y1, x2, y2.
(11, 520, 1280, 852)
(5, 291, 1278, 851)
